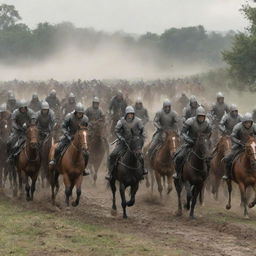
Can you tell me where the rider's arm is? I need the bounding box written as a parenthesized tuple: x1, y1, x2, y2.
(11, 110, 20, 130)
(219, 114, 227, 133)
(231, 123, 243, 145)
(115, 119, 124, 141)
(153, 111, 162, 130)
(181, 118, 194, 144)
(62, 114, 71, 135)
(144, 109, 149, 124)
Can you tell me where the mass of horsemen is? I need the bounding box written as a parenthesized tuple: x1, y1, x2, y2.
(0, 79, 256, 218)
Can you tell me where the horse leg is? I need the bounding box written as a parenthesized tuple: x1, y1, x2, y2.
(63, 174, 72, 207)
(30, 173, 38, 201)
(154, 170, 163, 198)
(214, 176, 221, 201)
(110, 179, 117, 216)
(225, 179, 232, 210)
(18, 171, 23, 198)
(238, 182, 249, 218)
(184, 181, 192, 210)
(190, 184, 202, 219)
(72, 175, 82, 207)
(25, 175, 31, 201)
(145, 174, 150, 188)
(248, 184, 256, 208)
(119, 183, 127, 218)
(0, 167, 3, 189)
(151, 170, 155, 194)
(174, 178, 183, 216)
(166, 174, 173, 194)
(127, 183, 139, 207)
(12, 166, 18, 197)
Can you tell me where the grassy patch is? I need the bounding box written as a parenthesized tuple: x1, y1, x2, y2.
(0, 198, 184, 256)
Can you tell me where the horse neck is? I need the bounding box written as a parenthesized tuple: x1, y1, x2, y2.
(191, 142, 205, 168)
(68, 133, 84, 162)
(25, 140, 38, 160)
(158, 135, 173, 161)
(123, 149, 138, 167)
(217, 139, 230, 158)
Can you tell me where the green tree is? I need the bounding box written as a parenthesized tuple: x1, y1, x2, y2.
(223, 4, 256, 86)
(0, 4, 21, 30)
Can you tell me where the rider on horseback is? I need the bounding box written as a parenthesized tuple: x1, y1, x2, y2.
(173, 106, 212, 180)
(148, 99, 178, 157)
(106, 106, 147, 181)
(183, 95, 199, 122)
(134, 97, 149, 125)
(223, 113, 256, 180)
(219, 104, 242, 135)
(6, 93, 17, 113)
(85, 96, 105, 122)
(29, 93, 41, 112)
(35, 101, 56, 142)
(45, 89, 61, 114)
(49, 102, 90, 176)
(7, 100, 35, 163)
(61, 92, 76, 116)
(211, 92, 229, 123)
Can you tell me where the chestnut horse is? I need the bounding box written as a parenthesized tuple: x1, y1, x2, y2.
(150, 130, 180, 197)
(174, 134, 211, 218)
(87, 120, 109, 184)
(210, 135, 231, 200)
(16, 124, 41, 201)
(49, 125, 89, 207)
(226, 136, 256, 218)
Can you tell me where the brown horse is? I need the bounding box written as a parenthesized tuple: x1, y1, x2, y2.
(226, 136, 256, 218)
(150, 130, 180, 197)
(16, 124, 41, 201)
(210, 135, 231, 200)
(174, 134, 211, 218)
(87, 120, 109, 184)
(49, 125, 89, 206)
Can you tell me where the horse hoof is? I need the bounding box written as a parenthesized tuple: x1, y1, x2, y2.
(72, 202, 78, 207)
(175, 211, 182, 217)
(189, 215, 196, 220)
(244, 215, 250, 220)
(248, 202, 255, 208)
(167, 188, 172, 195)
(226, 204, 231, 210)
(111, 209, 117, 216)
(123, 215, 128, 219)
(26, 197, 31, 201)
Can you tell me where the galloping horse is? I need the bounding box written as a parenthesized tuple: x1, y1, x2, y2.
(49, 124, 89, 206)
(150, 130, 180, 197)
(226, 136, 256, 218)
(16, 124, 41, 201)
(87, 120, 109, 184)
(210, 135, 231, 200)
(0, 117, 11, 188)
(109, 136, 144, 218)
(40, 132, 55, 188)
(174, 134, 211, 218)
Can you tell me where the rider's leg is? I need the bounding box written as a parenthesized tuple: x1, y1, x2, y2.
(147, 132, 160, 157)
(105, 144, 123, 180)
(223, 149, 239, 180)
(49, 137, 69, 166)
(173, 146, 187, 180)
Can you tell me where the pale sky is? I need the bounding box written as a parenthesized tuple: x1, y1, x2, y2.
(2, 0, 252, 34)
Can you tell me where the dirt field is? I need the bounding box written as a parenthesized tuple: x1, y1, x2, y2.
(1, 169, 256, 256)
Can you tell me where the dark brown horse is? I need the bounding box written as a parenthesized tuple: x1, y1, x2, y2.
(174, 134, 211, 218)
(109, 136, 144, 218)
(49, 125, 89, 206)
(16, 124, 41, 201)
(87, 120, 109, 184)
(210, 135, 231, 200)
(150, 130, 180, 197)
(226, 136, 256, 218)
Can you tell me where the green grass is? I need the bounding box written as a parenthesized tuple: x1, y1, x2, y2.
(0, 198, 184, 256)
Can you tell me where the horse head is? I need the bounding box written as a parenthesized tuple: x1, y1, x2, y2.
(75, 125, 88, 152)
(26, 124, 39, 149)
(218, 135, 232, 157)
(128, 135, 144, 158)
(245, 136, 256, 169)
(165, 129, 180, 158)
(194, 133, 211, 159)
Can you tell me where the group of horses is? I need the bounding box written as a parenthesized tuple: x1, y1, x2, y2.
(1, 111, 256, 220)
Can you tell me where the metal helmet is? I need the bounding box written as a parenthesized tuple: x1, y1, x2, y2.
(92, 96, 100, 103)
(50, 89, 56, 97)
(7, 90, 13, 98)
(242, 112, 253, 123)
(216, 92, 224, 99)
(75, 102, 85, 113)
(41, 101, 49, 110)
(163, 99, 171, 108)
(125, 106, 135, 115)
(68, 92, 75, 99)
(117, 90, 123, 97)
(8, 94, 16, 101)
(136, 97, 142, 104)
(32, 93, 39, 100)
(229, 104, 238, 112)
(196, 106, 206, 116)
(0, 104, 6, 113)
(190, 95, 197, 104)
(19, 99, 28, 108)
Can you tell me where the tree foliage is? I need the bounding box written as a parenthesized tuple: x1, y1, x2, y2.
(0, 3, 234, 69)
(223, 4, 256, 87)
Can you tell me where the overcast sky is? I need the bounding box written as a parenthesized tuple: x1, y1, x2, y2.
(2, 0, 252, 34)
